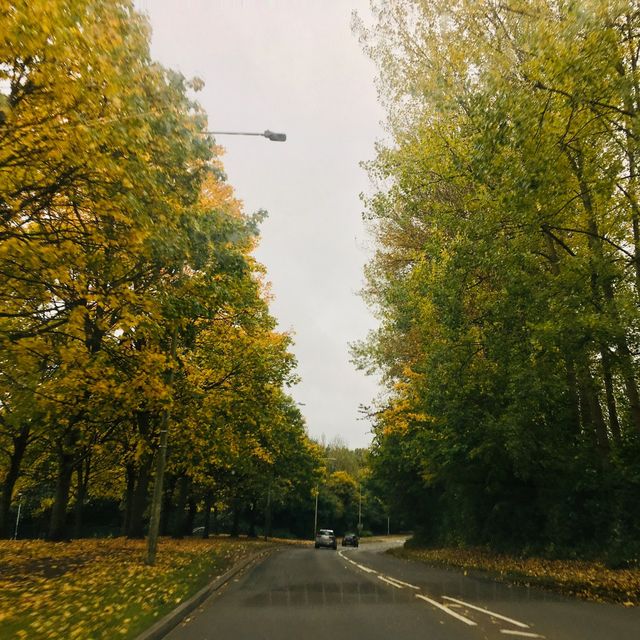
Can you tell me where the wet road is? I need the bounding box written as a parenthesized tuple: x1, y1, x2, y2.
(164, 539, 640, 640)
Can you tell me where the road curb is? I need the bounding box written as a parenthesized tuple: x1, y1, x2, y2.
(135, 546, 278, 640)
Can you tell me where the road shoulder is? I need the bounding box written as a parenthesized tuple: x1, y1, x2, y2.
(389, 545, 640, 606)
(135, 546, 278, 640)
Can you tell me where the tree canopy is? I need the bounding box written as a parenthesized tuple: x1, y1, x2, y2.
(0, 0, 322, 545)
(355, 0, 640, 559)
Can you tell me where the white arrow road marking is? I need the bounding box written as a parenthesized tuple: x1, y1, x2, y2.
(415, 594, 478, 626)
(500, 631, 545, 638)
(378, 575, 404, 589)
(442, 596, 530, 628)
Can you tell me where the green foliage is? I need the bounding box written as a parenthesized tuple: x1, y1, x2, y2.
(356, 0, 640, 558)
(0, 0, 320, 544)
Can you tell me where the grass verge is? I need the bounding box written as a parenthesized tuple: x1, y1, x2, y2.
(389, 544, 640, 606)
(0, 536, 274, 639)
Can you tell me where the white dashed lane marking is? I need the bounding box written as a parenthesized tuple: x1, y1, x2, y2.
(383, 576, 420, 590)
(355, 563, 378, 574)
(338, 548, 539, 635)
(442, 596, 530, 628)
(377, 575, 404, 589)
(415, 594, 478, 626)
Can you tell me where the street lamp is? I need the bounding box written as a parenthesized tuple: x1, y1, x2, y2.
(144, 127, 284, 564)
(313, 457, 336, 539)
(13, 493, 23, 540)
(205, 129, 287, 142)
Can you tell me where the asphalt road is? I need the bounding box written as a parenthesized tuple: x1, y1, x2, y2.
(164, 538, 640, 640)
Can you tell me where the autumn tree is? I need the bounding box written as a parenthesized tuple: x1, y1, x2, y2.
(0, 0, 320, 546)
(356, 0, 640, 556)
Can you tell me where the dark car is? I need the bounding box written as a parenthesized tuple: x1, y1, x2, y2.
(315, 528, 337, 549)
(341, 532, 359, 547)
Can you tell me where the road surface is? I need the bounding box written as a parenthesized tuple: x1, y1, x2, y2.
(164, 538, 640, 640)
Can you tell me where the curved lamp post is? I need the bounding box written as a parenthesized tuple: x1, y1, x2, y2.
(205, 129, 286, 142)
(13, 493, 23, 540)
(313, 457, 336, 539)
(145, 126, 286, 565)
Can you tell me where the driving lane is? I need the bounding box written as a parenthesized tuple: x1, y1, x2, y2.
(164, 539, 640, 640)
(342, 540, 640, 640)
(164, 542, 479, 640)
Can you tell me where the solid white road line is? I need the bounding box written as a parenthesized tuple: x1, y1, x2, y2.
(338, 550, 539, 635)
(338, 551, 357, 566)
(355, 563, 378, 574)
(415, 594, 478, 626)
(378, 575, 404, 589)
(383, 576, 420, 590)
(442, 596, 530, 628)
(338, 551, 379, 574)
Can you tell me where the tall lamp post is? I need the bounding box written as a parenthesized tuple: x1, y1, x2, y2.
(358, 482, 362, 534)
(313, 457, 336, 539)
(145, 127, 286, 565)
(205, 130, 287, 142)
(13, 493, 22, 540)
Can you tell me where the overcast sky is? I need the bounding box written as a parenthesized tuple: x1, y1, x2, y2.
(136, 0, 385, 449)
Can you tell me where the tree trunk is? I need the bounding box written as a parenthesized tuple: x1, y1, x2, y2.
(202, 492, 212, 539)
(577, 360, 610, 457)
(542, 232, 581, 438)
(160, 474, 177, 536)
(618, 21, 640, 300)
(568, 147, 640, 436)
(121, 462, 136, 536)
(612, 337, 640, 435)
(73, 454, 91, 538)
(264, 485, 272, 541)
(565, 357, 582, 437)
(48, 443, 75, 541)
(0, 425, 30, 539)
(185, 498, 197, 536)
(231, 504, 240, 537)
(126, 452, 153, 538)
(248, 502, 256, 538)
(172, 475, 190, 539)
(599, 346, 622, 445)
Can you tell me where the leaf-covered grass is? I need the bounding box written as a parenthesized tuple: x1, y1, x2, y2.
(0, 536, 273, 639)
(390, 545, 640, 606)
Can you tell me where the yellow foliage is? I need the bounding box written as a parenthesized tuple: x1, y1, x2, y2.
(0, 537, 272, 639)
(396, 546, 640, 605)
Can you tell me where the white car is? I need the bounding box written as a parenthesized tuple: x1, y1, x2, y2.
(315, 528, 337, 549)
